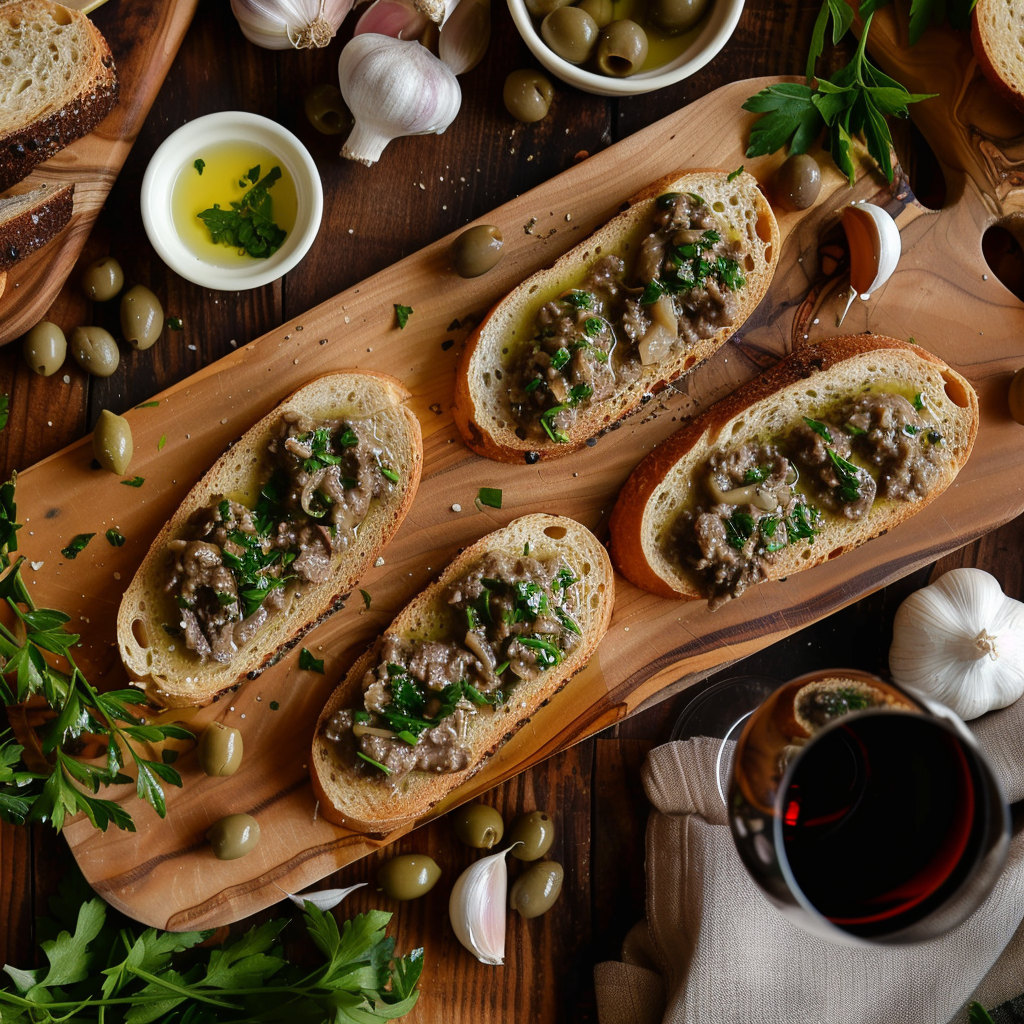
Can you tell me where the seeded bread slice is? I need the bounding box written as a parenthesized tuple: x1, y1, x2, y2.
(0, 181, 74, 270)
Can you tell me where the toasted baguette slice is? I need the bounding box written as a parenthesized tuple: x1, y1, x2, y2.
(0, 182, 74, 270)
(117, 372, 423, 708)
(0, 0, 118, 192)
(310, 513, 614, 832)
(609, 336, 978, 604)
(972, 0, 1024, 114)
(453, 169, 780, 463)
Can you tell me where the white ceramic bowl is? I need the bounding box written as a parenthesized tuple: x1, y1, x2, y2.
(507, 0, 744, 97)
(141, 111, 323, 291)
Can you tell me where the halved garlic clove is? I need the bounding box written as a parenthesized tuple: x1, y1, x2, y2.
(836, 201, 901, 326)
(449, 845, 518, 964)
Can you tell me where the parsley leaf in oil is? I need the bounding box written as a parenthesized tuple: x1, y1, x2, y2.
(197, 165, 287, 260)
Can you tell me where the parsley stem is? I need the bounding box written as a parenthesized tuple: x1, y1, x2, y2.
(127, 966, 243, 1009)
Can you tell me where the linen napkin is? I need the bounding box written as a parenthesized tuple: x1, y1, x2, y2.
(594, 698, 1024, 1024)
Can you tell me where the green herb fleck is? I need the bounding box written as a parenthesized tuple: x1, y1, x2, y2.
(540, 404, 570, 444)
(164, 316, 183, 331)
(477, 487, 502, 509)
(357, 750, 392, 774)
(727, 165, 744, 182)
(525, 377, 543, 393)
(194, 158, 205, 175)
(394, 304, 413, 329)
(827, 449, 863, 502)
(354, 710, 371, 724)
(563, 290, 592, 309)
(0, 395, 8, 432)
(550, 347, 571, 371)
(120, 476, 145, 488)
(360, 589, 372, 610)
(299, 648, 324, 673)
(583, 317, 604, 337)
(380, 465, 399, 483)
(725, 511, 756, 550)
(968, 1002, 997, 1024)
(913, 392, 925, 410)
(157, 434, 167, 451)
(197, 165, 287, 260)
(60, 533, 95, 560)
(519, 635, 563, 668)
(135, 401, 159, 409)
(803, 416, 834, 443)
(105, 528, 126, 547)
(743, 465, 771, 484)
(269, 700, 280, 710)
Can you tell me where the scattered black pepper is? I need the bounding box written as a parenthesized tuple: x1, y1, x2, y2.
(441, 339, 454, 351)
(524, 451, 540, 464)
(270, 701, 280, 711)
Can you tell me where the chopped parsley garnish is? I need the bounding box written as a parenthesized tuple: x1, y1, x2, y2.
(540, 404, 570, 444)
(555, 566, 576, 590)
(567, 383, 593, 406)
(843, 422, 867, 436)
(687, 192, 705, 205)
(465, 683, 504, 706)
(903, 424, 920, 436)
(743, 465, 771, 484)
(353, 710, 371, 724)
(727, 165, 744, 182)
(583, 317, 604, 337)
(60, 533, 95, 560)
(299, 648, 324, 673)
(641, 231, 745, 305)
(338, 428, 359, 448)
(121, 476, 145, 487)
(194, 158, 205, 174)
(215, 592, 236, 606)
(519, 635, 563, 668)
(135, 401, 159, 409)
(525, 377, 543, 393)
(221, 529, 294, 618)
(394, 304, 413, 329)
(550, 347, 571, 371)
(158, 434, 167, 451)
(725, 511, 756, 550)
(827, 449, 863, 502)
(379, 465, 399, 483)
(197, 165, 287, 260)
(165, 316, 183, 331)
(655, 192, 681, 209)
(563, 290, 592, 309)
(803, 417, 834, 443)
(357, 751, 392, 775)
(555, 607, 581, 635)
(788, 501, 822, 540)
(360, 589, 372, 610)
(913, 392, 925, 411)
(296, 426, 344, 473)
(105, 528, 126, 547)
(477, 487, 502, 509)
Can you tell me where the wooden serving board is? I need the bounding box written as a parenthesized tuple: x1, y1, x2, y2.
(24, 44, 1022, 928)
(0, 0, 199, 345)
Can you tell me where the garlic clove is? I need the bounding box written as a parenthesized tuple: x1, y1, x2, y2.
(274, 881, 367, 911)
(355, 0, 431, 38)
(231, 0, 353, 49)
(439, 0, 490, 74)
(449, 845, 517, 964)
(842, 201, 901, 300)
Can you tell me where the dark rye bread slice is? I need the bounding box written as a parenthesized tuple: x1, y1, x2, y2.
(0, 181, 74, 270)
(608, 336, 979, 603)
(0, 0, 118, 192)
(117, 371, 423, 708)
(310, 514, 615, 833)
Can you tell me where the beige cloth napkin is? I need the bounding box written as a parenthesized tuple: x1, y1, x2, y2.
(594, 699, 1024, 1024)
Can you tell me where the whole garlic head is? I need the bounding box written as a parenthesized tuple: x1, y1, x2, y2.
(890, 568, 1024, 721)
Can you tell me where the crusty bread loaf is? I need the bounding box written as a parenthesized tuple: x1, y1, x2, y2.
(117, 372, 423, 708)
(0, 182, 74, 270)
(453, 169, 780, 463)
(972, 0, 1024, 114)
(310, 513, 614, 832)
(609, 336, 979, 603)
(0, 0, 118, 192)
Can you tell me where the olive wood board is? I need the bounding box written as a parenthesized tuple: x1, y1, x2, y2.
(17, 45, 1021, 927)
(0, 0, 200, 344)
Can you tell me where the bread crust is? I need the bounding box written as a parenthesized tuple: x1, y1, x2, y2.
(453, 169, 780, 463)
(609, 336, 979, 603)
(310, 513, 615, 833)
(0, 182, 74, 270)
(971, 0, 1024, 115)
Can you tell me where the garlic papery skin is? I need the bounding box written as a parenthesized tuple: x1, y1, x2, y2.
(449, 845, 516, 964)
(231, 0, 352, 48)
(439, 0, 490, 74)
(338, 34, 462, 166)
(355, 0, 432, 39)
(842, 201, 901, 300)
(890, 568, 1024, 721)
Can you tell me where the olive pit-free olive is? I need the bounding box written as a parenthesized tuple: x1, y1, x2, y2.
(595, 20, 649, 76)
(377, 854, 441, 900)
(1009, 367, 1024, 425)
(452, 225, 505, 278)
(542, 6, 599, 63)
(80, 257, 124, 302)
(648, 0, 710, 33)
(22, 321, 66, 376)
(775, 153, 822, 211)
(198, 722, 244, 777)
(207, 813, 260, 860)
(576, 0, 613, 27)
(304, 83, 353, 136)
(121, 286, 164, 351)
(510, 860, 564, 918)
(508, 809, 555, 861)
(452, 803, 504, 848)
(69, 326, 120, 377)
(93, 409, 134, 476)
(503, 69, 555, 124)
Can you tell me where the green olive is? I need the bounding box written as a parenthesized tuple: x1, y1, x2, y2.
(80, 256, 124, 301)
(304, 83, 353, 136)
(452, 225, 505, 278)
(510, 860, 564, 918)
(198, 722, 244, 777)
(207, 813, 260, 860)
(576, 0, 613, 27)
(69, 326, 119, 377)
(120, 285, 164, 351)
(377, 854, 441, 900)
(508, 810, 555, 861)
(648, 0, 709, 33)
(22, 321, 66, 376)
(542, 6, 599, 63)
(525, 0, 572, 16)
(452, 803, 504, 848)
(503, 69, 555, 124)
(1009, 367, 1024, 424)
(595, 20, 648, 76)
(92, 409, 133, 475)
(775, 153, 822, 211)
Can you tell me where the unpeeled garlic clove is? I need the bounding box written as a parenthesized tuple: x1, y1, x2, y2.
(355, 0, 431, 38)
(274, 881, 367, 910)
(449, 845, 517, 964)
(836, 202, 901, 325)
(439, 0, 490, 74)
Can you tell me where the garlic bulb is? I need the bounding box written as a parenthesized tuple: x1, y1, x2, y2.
(338, 34, 461, 166)
(231, 0, 352, 48)
(836, 201, 901, 325)
(889, 568, 1024, 721)
(449, 845, 517, 964)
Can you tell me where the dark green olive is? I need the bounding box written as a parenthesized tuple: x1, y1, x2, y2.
(207, 813, 260, 860)
(452, 803, 504, 848)
(510, 860, 564, 918)
(92, 409, 133, 475)
(80, 256, 124, 301)
(198, 722, 244, 777)
(121, 285, 164, 351)
(776, 153, 822, 211)
(304, 83, 353, 136)
(508, 810, 555, 861)
(452, 225, 504, 278)
(525, 0, 572, 16)
(69, 326, 119, 377)
(576, 0, 613, 26)
(503, 69, 555, 124)
(595, 20, 648, 76)
(542, 6, 599, 63)
(377, 854, 441, 900)
(22, 321, 66, 376)
(648, 0, 709, 33)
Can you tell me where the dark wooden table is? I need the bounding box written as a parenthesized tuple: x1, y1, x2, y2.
(1, 0, 1021, 1020)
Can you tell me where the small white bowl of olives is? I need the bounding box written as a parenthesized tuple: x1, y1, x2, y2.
(507, 0, 744, 97)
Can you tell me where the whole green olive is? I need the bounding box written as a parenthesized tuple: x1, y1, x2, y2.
(198, 722, 244, 777)
(92, 409, 133, 475)
(576, 0, 613, 26)
(304, 83, 353, 136)
(452, 803, 504, 849)
(1009, 367, 1024, 425)
(452, 225, 505, 278)
(207, 813, 260, 860)
(510, 860, 564, 918)
(69, 326, 119, 377)
(595, 20, 649, 76)
(503, 69, 555, 124)
(121, 285, 164, 351)
(377, 854, 441, 900)
(22, 321, 66, 376)
(775, 153, 822, 211)
(542, 6, 599, 63)
(80, 256, 124, 302)
(525, 0, 572, 16)
(647, 0, 709, 33)
(508, 809, 555, 861)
